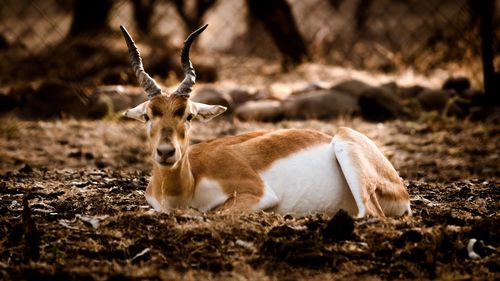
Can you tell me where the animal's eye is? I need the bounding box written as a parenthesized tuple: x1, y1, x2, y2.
(151, 107, 163, 117)
(143, 114, 150, 122)
(173, 107, 185, 117)
(186, 114, 194, 121)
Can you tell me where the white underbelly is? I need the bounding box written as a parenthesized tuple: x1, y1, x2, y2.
(259, 143, 357, 216)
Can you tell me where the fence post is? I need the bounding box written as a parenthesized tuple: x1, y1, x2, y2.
(480, 0, 498, 104)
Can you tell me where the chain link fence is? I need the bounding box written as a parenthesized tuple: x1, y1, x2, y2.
(0, 0, 498, 89)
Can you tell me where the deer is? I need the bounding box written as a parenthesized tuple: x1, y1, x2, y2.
(119, 24, 411, 217)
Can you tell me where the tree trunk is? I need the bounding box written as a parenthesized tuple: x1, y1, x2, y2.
(173, 0, 217, 32)
(354, 0, 373, 32)
(247, 0, 308, 65)
(132, 0, 157, 35)
(68, 0, 114, 37)
(479, 0, 498, 105)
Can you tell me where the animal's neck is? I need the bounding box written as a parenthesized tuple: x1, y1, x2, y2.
(151, 152, 194, 207)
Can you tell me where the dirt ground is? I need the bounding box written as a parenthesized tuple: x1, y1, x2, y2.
(0, 117, 499, 280)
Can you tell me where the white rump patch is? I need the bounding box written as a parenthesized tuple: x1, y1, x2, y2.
(260, 143, 357, 216)
(191, 178, 229, 212)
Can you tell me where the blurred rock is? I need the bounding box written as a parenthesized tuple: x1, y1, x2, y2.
(100, 69, 130, 85)
(289, 83, 325, 97)
(87, 86, 145, 119)
(235, 100, 283, 122)
(192, 88, 231, 108)
(399, 85, 426, 99)
(330, 79, 372, 97)
(417, 89, 464, 116)
(452, 88, 486, 115)
(0, 33, 9, 50)
(0, 88, 19, 113)
(228, 89, 256, 107)
(416, 89, 451, 112)
(359, 87, 402, 122)
(22, 80, 88, 119)
(282, 89, 359, 120)
(380, 82, 398, 95)
(442, 76, 470, 93)
(19, 164, 33, 174)
(459, 88, 483, 101)
(254, 88, 277, 100)
(195, 64, 218, 82)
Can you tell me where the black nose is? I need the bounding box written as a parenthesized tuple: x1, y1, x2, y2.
(157, 147, 175, 157)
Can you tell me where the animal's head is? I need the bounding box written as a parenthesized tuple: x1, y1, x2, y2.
(120, 24, 226, 168)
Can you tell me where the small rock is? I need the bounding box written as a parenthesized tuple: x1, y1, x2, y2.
(95, 159, 109, 169)
(19, 164, 33, 174)
(235, 240, 256, 252)
(289, 83, 325, 97)
(442, 76, 471, 93)
(395, 229, 423, 247)
(283, 89, 359, 120)
(380, 82, 399, 95)
(235, 100, 283, 122)
(321, 209, 355, 242)
(71, 181, 89, 188)
(416, 89, 464, 116)
(416, 89, 451, 112)
(330, 79, 372, 97)
(228, 89, 255, 107)
(68, 150, 82, 158)
(76, 214, 109, 229)
(253, 88, 275, 100)
(359, 86, 402, 122)
(399, 85, 426, 98)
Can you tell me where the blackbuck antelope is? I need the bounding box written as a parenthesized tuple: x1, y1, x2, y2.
(120, 24, 411, 217)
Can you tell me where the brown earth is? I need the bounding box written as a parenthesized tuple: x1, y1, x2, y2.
(0, 117, 499, 280)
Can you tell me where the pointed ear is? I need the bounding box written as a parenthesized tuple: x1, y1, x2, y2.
(192, 102, 227, 122)
(123, 101, 149, 122)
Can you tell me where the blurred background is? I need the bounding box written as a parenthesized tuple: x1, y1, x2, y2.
(0, 0, 500, 81)
(1, 0, 499, 121)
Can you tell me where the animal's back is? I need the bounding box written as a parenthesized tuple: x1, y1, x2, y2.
(189, 129, 332, 173)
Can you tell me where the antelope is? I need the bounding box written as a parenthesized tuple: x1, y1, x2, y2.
(120, 24, 411, 217)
